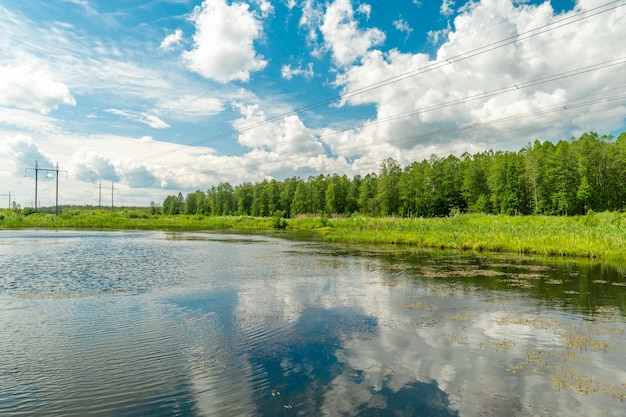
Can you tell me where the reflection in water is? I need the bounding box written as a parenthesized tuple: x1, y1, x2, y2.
(0, 230, 625, 416)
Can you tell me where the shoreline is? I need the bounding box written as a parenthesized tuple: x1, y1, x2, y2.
(1, 210, 625, 261)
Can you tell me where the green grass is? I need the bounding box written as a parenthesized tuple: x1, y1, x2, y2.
(2, 209, 625, 260)
(319, 212, 626, 260)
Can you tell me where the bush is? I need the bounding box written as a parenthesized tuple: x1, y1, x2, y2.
(272, 210, 287, 229)
(23, 207, 38, 216)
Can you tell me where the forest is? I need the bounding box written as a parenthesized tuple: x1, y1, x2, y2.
(162, 131, 626, 218)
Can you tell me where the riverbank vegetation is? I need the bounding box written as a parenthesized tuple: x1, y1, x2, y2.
(1, 209, 626, 260)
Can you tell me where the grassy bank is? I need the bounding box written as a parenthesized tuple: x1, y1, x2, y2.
(1, 209, 625, 260)
(319, 212, 626, 260)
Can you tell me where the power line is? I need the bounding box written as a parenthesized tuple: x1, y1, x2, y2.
(181, 92, 626, 177)
(133, 56, 626, 180)
(24, 162, 67, 215)
(142, 0, 625, 160)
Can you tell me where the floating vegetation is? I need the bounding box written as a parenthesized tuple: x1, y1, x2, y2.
(480, 338, 516, 351)
(425, 283, 461, 297)
(448, 312, 476, 321)
(446, 333, 468, 345)
(495, 316, 559, 331)
(562, 325, 612, 353)
(419, 267, 505, 279)
(487, 263, 552, 272)
(504, 346, 549, 373)
(550, 366, 600, 395)
(593, 280, 609, 284)
(383, 367, 396, 376)
(546, 279, 564, 285)
(402, 301, 438, 311)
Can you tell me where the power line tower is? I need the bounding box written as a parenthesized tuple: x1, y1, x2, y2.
(0, 192, 10, 208)
(25, 161, 67, 215)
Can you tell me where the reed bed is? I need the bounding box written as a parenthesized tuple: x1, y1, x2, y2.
(318, 212, 626, 260)
(2, 209, 625, 260)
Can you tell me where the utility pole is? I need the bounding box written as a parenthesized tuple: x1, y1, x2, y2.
(111, 182, 115, 211)
(0, 192, 10, 208)
(94, 181, 102, 207)
(25, 161, 67, 215)
(25, 161, 38, 210)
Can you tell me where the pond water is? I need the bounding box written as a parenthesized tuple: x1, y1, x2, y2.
(1, 230, 625, 417)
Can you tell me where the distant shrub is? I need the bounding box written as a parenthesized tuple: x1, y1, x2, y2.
(61, 210, 82, 219)
(23, 207, 38, 216)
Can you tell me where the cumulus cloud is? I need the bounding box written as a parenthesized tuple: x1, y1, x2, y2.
(0, 134, 55, 174)
(105, 109, 170, 129)
(182, 0, 268, 83)
(0, 65, 76, 114)
(329, 0, 626, 166)
(281, 62, 314, 80)
(69, 149, 120, 182)
(320, 0, 385, 67)
(233, 103, 323, 156)
(159, 28, 183, 50)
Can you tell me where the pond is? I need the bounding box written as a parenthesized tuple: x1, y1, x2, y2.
(0, 230, 625, 416)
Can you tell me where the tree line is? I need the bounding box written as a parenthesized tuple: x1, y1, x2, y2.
(162, 131, 626, 218)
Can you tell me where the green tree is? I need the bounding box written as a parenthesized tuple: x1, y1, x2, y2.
(460, 151, 492, 213)
(234, 182, 254, 215)
(548, 141, 579, 215)
(291, 180, 309, 215)
(358, 173, 378, 216)
(376, 157, 402, 216)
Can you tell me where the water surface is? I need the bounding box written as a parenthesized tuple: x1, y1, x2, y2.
(1, 230, 625, 416)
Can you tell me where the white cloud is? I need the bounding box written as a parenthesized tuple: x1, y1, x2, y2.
(356, 3, 371, 19)
(0, 107, 62, 133)
(157, 95, 224, 119)
(69, 149, 120, 182)
(233, 103, 322, 155)
(0, 65, 76, 114)
(440, 0, 455, 17)
(0, 134, 55, 174)
(253, 0, 274, 18)
(427, 23, 451, 46)
(159, 29, 183, 50)
(327, 0, 626, 167)
(320, 0, 385, 67)
(105, 109, 170, 129)
(393, 17, 413, 40)
(182, 0, 268, 83)
(281, 62, 314, 80)
(62, 0, 97, 15)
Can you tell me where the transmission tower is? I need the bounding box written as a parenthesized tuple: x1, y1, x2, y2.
(25, 161, 67, 215)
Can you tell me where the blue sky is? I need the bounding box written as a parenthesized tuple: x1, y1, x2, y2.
(0, 0, 624, 206)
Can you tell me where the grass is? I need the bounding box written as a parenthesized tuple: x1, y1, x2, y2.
(2, 209, 626, 260)
(318, 212, 626, 260)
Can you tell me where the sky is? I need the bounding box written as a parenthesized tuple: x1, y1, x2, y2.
(0, 0, 625, 207)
